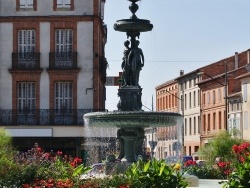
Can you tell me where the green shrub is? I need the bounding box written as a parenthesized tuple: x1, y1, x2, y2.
(125, 158, 188, 188)
(199, 131, 242, 165)
(222, 142, 250, 188)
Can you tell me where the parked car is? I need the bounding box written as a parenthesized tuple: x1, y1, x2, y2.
(182, 156, 193, 163)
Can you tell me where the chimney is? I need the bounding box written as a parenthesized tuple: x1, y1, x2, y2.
(235, 52, 238, 69)
(180, 70, 184, 76)
(248, 49, 250, 64)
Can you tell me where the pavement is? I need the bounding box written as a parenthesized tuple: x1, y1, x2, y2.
(189, 179, 226, 188)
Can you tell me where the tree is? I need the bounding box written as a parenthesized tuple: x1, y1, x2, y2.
(199, 131, 243, 165)
(0, 129, 18, 186)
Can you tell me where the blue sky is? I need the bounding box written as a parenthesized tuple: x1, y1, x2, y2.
(104, 0, 250, 111)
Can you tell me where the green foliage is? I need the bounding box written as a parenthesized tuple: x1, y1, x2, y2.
(199, 131, 242, 165)
(82, 174, 128, 188)
(0, 129, 20, 187)
(125, 158, 188, 188)
(222, 143, 250, 188)
(185, 163, 225, 179)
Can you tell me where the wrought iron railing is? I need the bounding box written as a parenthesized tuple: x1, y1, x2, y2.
(12, 52, 40, 70)
(49, 52, 78, 69)
(0, 109, 106, 126)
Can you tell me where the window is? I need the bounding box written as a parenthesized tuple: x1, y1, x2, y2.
(18, 82, 35, 110)
(55, 29, 73, 67)
(203, 114, 206, 133)
(213, 113, 216, 130)
(207, 92, 210, 104)
(189, 92, 191, 108)
(55, 29, 72, 53)
(198, 90, 200, 106)
(208, 114, 210, 131)
(219, 111, 222, 129)
(218, 89, 221, 101)
(189, 118, 192, 135)
(18, 30, 35, 56)
(194, 117, 196, 135)
(244, 111, 248, 130)
(198, 116, 200, 133)
(17, 30, 36, 68)
(185, 118, 187, 136)
(184, 94, 187, 109)
(213, 90, 216, 104)
(19, 0, 33, 9)
(55, 82, 73, 110)
(57, 0, 71, 8)
(203, 93, 206, 105)
(193, 91, 196, 107)
(243, 83, 248, 102)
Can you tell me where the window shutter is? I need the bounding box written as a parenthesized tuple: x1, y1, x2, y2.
(19, 0, 26, 7)
(65, 29, 73, 53)
(55, 30, 64, 53)
(27, 0, 33, 6)
(18, 82, 35, 110)
(64, 0, 71, 6)
(55, 29, 73, 53)
(57, 0, 63, 7)
(55, 82, 73, 109)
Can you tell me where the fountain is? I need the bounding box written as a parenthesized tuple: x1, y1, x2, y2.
(84, 0, 183, 163)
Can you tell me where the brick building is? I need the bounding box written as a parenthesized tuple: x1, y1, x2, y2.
(197, 51, 249, 145)
(0, 0, 107, 158)
(155, 79, 179, 158)
(156, 49, 250, 157)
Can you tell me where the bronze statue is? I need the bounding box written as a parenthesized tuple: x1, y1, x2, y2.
(121, 40, 131, 85)
(128, 40, 144, 86)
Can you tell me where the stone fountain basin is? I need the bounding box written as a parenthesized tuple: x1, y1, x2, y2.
(84, 111, 182, 128)
(114, 19, 153, 32)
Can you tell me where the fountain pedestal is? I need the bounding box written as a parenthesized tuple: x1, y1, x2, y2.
(117, 86, 142, 111)
(117, 127, 144, 162)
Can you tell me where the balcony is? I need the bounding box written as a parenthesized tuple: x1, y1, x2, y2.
(0, 109, 105, 126)
(49, 52, 78, 70)
(12, 52, 40, 70)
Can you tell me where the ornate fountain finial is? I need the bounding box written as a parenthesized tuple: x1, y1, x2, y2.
(128, 0, 139, 19)
(114, 0, 153, 111)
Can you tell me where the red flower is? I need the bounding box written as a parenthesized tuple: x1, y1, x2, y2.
(57, 151, 63, 155)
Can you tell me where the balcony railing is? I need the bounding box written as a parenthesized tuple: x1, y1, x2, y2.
(49, 52, 78, 70)
(12, 52, 40, 70)
(0, 109, 106, 126)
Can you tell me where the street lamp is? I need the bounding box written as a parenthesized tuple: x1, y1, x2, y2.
(198, 61, 228, 131)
